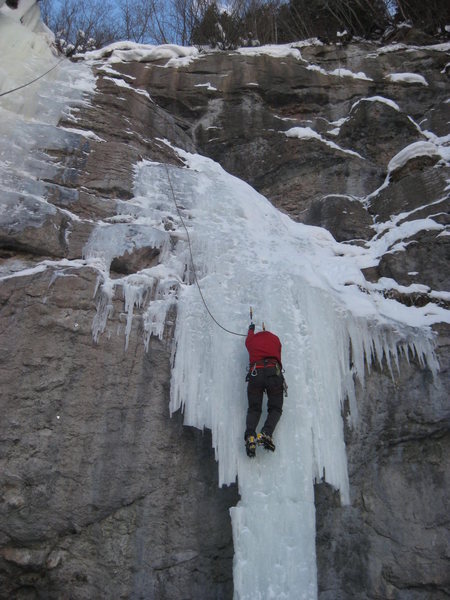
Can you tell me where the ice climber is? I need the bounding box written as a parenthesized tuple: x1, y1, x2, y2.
(244, 323, 285, 457)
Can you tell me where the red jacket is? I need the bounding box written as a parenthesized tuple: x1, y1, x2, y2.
(245, 329, 282, 365)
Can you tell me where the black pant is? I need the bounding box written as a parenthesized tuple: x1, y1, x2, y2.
(245, 367, 284, 439)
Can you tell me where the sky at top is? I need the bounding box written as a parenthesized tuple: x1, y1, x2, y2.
(39, 0, 403, 48)
(40, 0, 175, 45)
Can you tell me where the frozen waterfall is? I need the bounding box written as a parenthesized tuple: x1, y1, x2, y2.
(89, 152, 438, 599)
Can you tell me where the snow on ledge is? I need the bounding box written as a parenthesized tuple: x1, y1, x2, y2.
(307, 64, 373, 81)
(102, 75, 153, 101)
(284, 126, 364, 159)
(367, 141, 448, 202)
(376, 42, 450, 55)
(59, 126, 106, 142)
(386, 72, 429, 86)
(351, 95, 401, 113)
(235, 43, 303, 59)
(82, 42, 199, 67)
(194, 82, 218, 91)
(388, 141, 443, 173)
(369, 217, 444, 259)
(329, 67, 373, 81)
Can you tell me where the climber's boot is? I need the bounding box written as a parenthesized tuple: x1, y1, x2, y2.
(257, 432, 275, 452)
(245, 435, 257, 458)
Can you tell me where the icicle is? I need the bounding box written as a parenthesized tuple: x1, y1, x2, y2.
(91, 277, 114, 343)
(123, 280, 148, 350)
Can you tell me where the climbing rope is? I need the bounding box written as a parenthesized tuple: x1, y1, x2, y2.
(164, 163, 246, 337)
(0, 57, 65, 99)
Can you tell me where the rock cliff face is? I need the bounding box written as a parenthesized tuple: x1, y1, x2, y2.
(1, 37, 449, 599)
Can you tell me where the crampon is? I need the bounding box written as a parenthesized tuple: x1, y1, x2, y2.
(245, 435, 257, 458)
(257, 432, 275, 452)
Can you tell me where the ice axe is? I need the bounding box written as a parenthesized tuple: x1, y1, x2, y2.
(250, 307, 266, 331)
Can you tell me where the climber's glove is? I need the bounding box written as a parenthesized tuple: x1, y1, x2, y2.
(249, 323, 255, 331)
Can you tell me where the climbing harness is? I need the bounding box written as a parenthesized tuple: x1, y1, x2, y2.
(246, 358, 288, 396)
(164, 163, 246, 337)
(249, 358, 280, 375)
(0, 57, 66, 99)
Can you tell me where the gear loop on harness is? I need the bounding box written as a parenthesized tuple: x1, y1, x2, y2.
(246, 358, 288, 396)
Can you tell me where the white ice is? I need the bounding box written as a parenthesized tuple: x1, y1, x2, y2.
(0, 0, 53, 36)
(86, 148, 440, 600)
(0, 0, 96, 255)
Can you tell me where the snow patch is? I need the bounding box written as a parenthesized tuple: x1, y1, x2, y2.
(83, 42, 199, 68)
(307, 64, 372, 81)
(351, 95, 401, 113)
(370, 218, 443, 258)
(386, 72, 429, 86)
(236, 43, 302, 59)
(284, 126, 364, 159)
(376, 42, 450, 55)
(194, 82, 218, 91)
(306, 64, 328, 76)
(329, 67, 373, 81)
(388, 141, 443, 173)
(103, 75, 153, 101)
(97, 64, 136, 80)
(59, 126, 106, 142)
